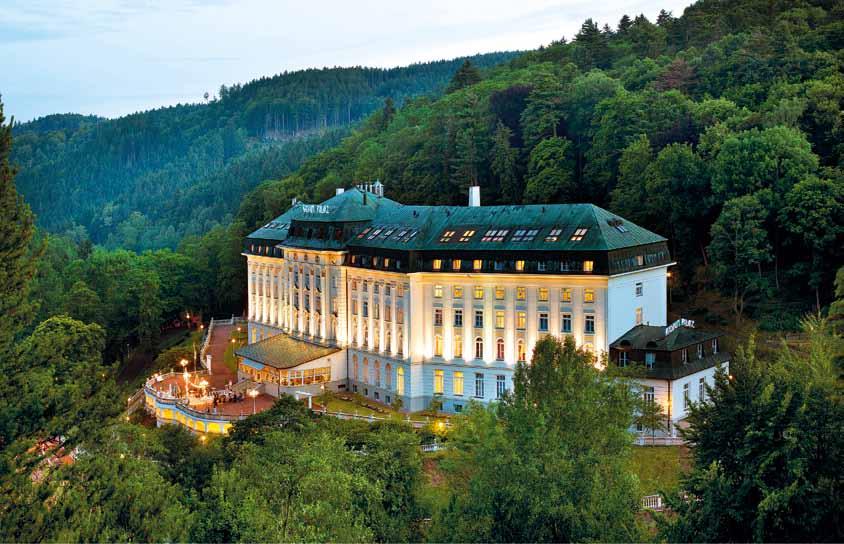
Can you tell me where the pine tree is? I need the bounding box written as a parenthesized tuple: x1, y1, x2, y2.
(445, 60, 481, 94)
(0, 98, 38, 359)
(618, 14, 632, 33)
(490, 121, 519, 203)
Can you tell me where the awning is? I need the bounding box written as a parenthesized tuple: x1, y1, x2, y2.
(241, 359, 265, 371)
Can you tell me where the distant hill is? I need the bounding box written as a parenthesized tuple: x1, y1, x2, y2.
(11, 52, 517, 249)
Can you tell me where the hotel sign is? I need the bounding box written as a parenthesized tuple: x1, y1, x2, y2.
(301, 204, 334, 214)
(665, 318, 695, 336)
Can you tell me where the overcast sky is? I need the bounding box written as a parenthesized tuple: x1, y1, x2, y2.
(1, 0, 694, 122)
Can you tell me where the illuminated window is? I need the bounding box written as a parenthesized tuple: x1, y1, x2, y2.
(474, 286, 484, 299)
(495, 310, 505, 329)
(453, 286, 463, 298)
(516, 287, 526, 300)
(452, 259, 462, 271)
(454, 335, 463, 358)
(584, 289, 595, 303)
(583, 260, 594, 273)
(473, 259, 483, 271)
(434, 369, 444, 394)
(439, 230, 456, 243)
(434, 335, 443, 357)
(635, 307, 643, 325)
(516, 311, 526, 330)
(496, 338, 505, 360)
(545, 228, 563, 242)
(561, 288, 572, 303)
(570, 227, 588, 241)
(432, 259, 442, 271)
(515, 260, 525, 271)
(474, 337, 484, 359)
(517, 339, 526, 362)
(453, 371, 464, 395)
(495, 286, 505, 299)
(538, 288, 548, 301)
(637, 255, 644, 266)
(397, 367, 405, 394)
(434, 285, 443, 298)
(481, 229, 509, 242)
(459, 230, 476, 242)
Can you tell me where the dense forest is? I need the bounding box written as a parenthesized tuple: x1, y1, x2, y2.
(11, 52, 516, 249)
(1, 0, 843, 541)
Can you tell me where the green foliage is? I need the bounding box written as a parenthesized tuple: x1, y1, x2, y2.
(662, 323, 844, 541)
(523, 137, 576, 203)
(429, 336, 641, 542)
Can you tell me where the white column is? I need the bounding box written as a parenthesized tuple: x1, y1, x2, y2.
(247, 260, 255, 320)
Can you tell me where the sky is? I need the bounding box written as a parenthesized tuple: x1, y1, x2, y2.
(1, 0, 695, 123)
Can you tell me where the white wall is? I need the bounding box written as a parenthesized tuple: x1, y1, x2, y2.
(606, 265, 668, 344)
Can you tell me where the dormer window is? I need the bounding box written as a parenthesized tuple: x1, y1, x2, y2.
(439, 230, 456, 243)
(459, 229, 476, 242)
(545, 228, 563, 242)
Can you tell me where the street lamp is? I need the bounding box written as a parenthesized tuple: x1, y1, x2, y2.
(199, 379, 209, 398)
(183, 370, 190, 399)
(248, 388, 258, 414)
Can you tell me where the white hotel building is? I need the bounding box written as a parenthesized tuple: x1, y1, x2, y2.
(238, 184, 724, 422)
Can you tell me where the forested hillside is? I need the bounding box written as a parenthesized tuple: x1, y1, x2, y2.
(243, 0, 844, 323)
(10, 52, 516, 249)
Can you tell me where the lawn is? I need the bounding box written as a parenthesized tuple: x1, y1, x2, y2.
(223, 328, 247, 373)
(630, 445, 689, 496)
(314, 393, 449, 425)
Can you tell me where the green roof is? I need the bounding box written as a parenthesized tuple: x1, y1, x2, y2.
(247, 188, 667, 253)
(610, 324, 722, 351)
(236, 333, 340, 369)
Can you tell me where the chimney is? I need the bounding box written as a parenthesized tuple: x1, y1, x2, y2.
(291, 197, 298, 207)
(335, 187, 345, 195)
(468, 186, 481, 207)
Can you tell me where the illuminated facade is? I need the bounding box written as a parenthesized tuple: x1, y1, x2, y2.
(240, 184, 677, 412)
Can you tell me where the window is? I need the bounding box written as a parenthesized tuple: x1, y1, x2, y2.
(645, 352, 655, 368)
(454, 371, 464, 395)
(495, 286, 505, 300)
(434, 285, 443, 298)
(473, 259, 483, 271)
(545, 227, 563, 242)
(352, 300, 358, 315)
(439, 230, 456, 243)
(454, 404, 462, 413)
(434, 369, 444, 394)
(538, 312, 549, 332)
(516, 287, 526, 300)
(570, 227, 588, 241)
(496, 338, 505, 360)
(433, 259, 442, 271)
(683, 382, 690, 409)
(363, 301, 369, 318)
(515, 260, 525, 271)
(619, 351, 629, 367)
(453, 286, 463, 299)
(585, 315, 595, 334)
(682, 348, 688, 363)
(452, 259, 462, 271)
(584, 289, 595, 303)
(517, 340, 526, 362)
(481, 229, 509, 242)
(494, 260, 505, 271)
(561, 313, 572, 333)
(538, 288, 548, 302)
(385, 306, 392, 322)
(516, 311, 526, 330)
(635, 307, 643, 325)
(454, 335, 463, 358)
(637, 255, 644, 266)
(496, 375, 506, 399)
(397, 367, 405, 394)
(459, 230, 476, 242)
(712, 338, 718, 354)
(434, 308, 443, 326)
(495, 310, 505, 329)
(474, 310, 484, 328)
(474, 286, 484, 300)
(583, 260, 594, 273)
(454, 309, 463, 327)
(397, 308, 404, 324)
(386, 363, 392, 388)
(537, 261, 546, 272)
(635, 282, 643, 297)
(474, 373, 484, 398)
(561, 288, 572, 303)
(644, 386, 654, 403)
(375, 363, 381, 387)
(474, 337, 484, 359)
(697, 344, 703, 359)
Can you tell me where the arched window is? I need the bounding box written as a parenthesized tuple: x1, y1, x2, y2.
(385, 330, 391, 353)
(474, 337, 484, 360)
(397, 330, 403, 355)
(363, 358, 369, 384)
(434, 334, 443, 357)
(397, 367, 405, 395)
(362, 322, 368, 347)
(352, 355, 359, 382)
(385, 363, 392, 388)
(517, 339, 526, 362)
(375, 361, 381, 387)
(496, 338, 505, 361)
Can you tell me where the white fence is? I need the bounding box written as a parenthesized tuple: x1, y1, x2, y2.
(641, 494, 664, 511)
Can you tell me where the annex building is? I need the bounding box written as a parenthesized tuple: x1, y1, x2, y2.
(239, 183, 726, 429)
